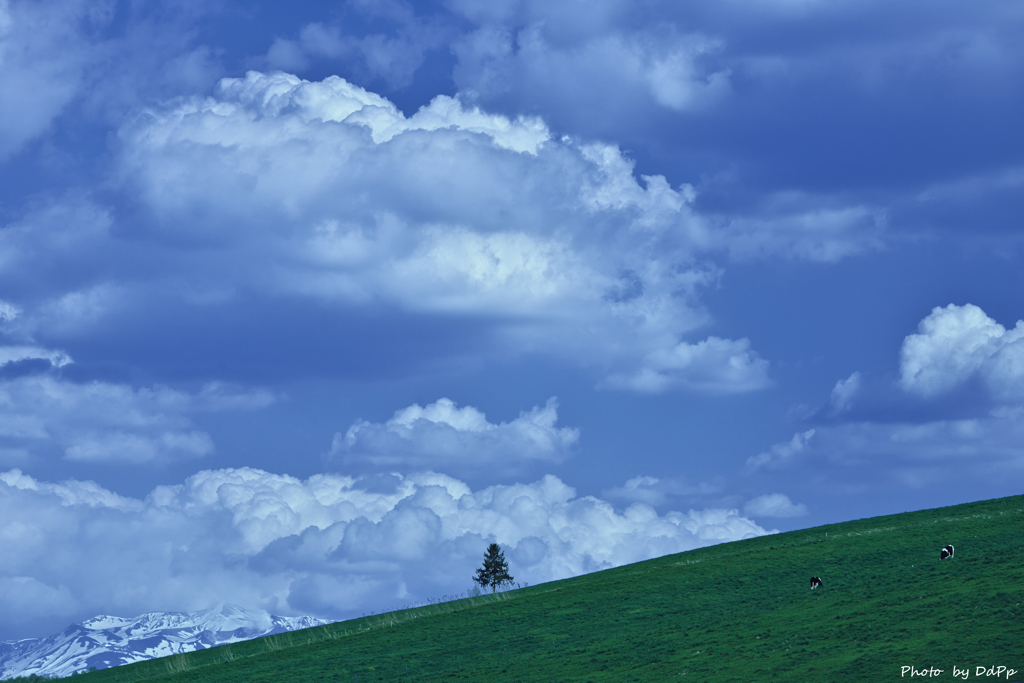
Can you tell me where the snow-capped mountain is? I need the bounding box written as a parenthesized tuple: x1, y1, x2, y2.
(0, 603, 329, 679)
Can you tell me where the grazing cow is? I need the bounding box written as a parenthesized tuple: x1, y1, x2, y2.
(940, 544, 954, 560)
(810, 576, 823, 589)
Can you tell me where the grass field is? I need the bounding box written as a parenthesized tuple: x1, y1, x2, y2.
(70, 494, 1024, 683)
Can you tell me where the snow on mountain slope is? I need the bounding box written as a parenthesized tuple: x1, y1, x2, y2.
(0, 603, 329, 679)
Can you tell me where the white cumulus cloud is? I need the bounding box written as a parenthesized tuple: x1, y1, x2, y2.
(109, 69, 768, 394)
(604, 336, 770, 394)
(330, 397, 579, 475)
(0, 466, 774, 641)
(900, 303, 1024, 401)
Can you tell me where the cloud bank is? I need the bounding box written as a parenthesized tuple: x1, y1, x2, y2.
(0, 466, 774, 641)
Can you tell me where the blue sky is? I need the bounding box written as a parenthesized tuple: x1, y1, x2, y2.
(1, 0, 1023, 641)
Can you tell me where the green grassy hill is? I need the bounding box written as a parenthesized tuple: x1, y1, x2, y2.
(74, 494, 1024, 683)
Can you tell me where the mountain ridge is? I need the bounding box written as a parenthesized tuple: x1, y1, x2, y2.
(0, 603, 328, 679)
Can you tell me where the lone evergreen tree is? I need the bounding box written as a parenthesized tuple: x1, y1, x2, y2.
(473, 543, 514, 593)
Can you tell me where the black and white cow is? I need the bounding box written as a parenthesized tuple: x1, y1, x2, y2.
(940, 544, 954, 560)
(810, 576, 823, 589)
